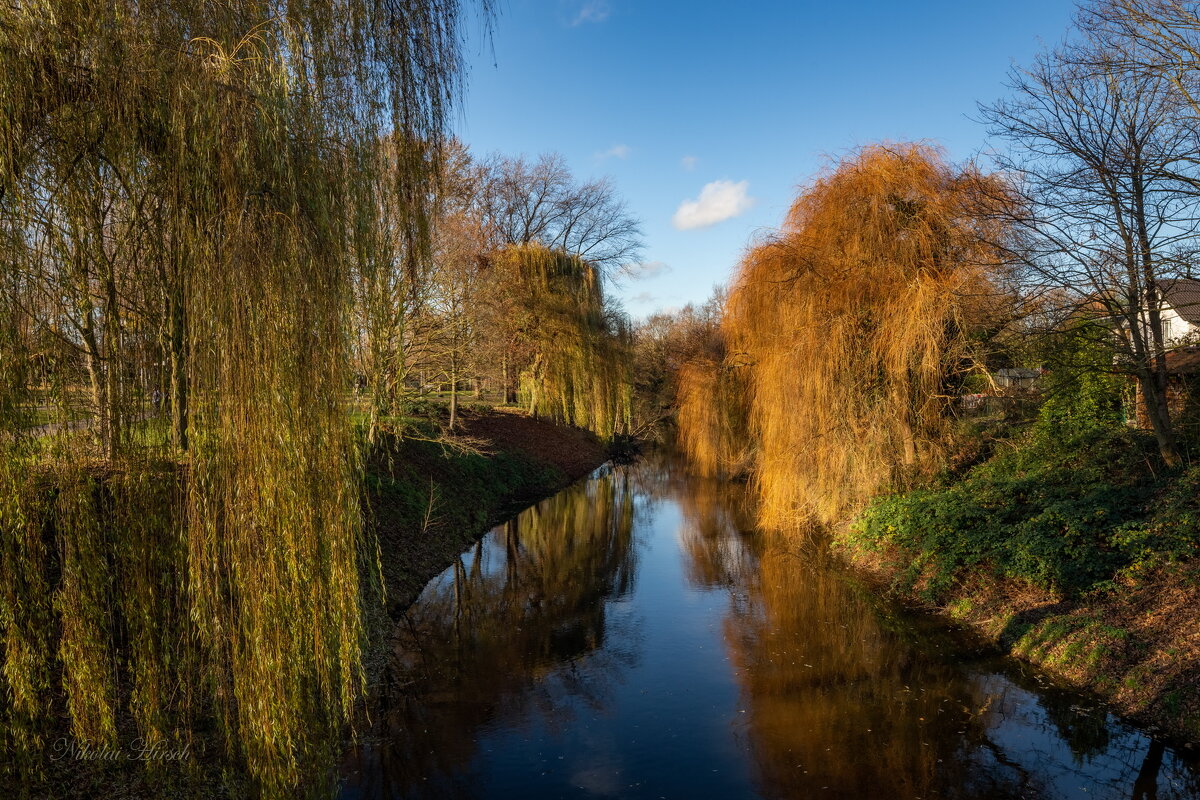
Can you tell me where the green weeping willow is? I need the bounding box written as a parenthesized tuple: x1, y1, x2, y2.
(494, 244, 632, 440)
(0, 0, 482, 794)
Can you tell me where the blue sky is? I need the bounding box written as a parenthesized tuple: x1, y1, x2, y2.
(454, 0, 1079, 318)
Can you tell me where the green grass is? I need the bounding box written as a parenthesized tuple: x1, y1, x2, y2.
(850, 426, 1200, 600)
(366, 432, 567, 542)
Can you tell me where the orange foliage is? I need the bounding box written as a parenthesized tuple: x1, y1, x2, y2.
(680, 143, 1013, 528)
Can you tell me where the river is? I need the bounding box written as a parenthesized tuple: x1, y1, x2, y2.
(339, 453, 1200, 799)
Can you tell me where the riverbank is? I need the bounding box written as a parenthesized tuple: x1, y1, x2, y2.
(364, 407, 610, 616)
(2, 408, 609, 799)
(838, 427, 1200, 746)
(841, 543, 1200, 746)
(358, 407, 610, 694)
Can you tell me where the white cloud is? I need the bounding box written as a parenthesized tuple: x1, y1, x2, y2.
(672, 180, 755, 230)
(595, 143, 631, 160)
(680, 155, 698, 171)
(571, 1, 610, 25)
(625, 260, 671, 279)
(630, 291, 657, 305)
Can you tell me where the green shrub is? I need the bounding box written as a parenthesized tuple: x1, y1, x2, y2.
(396, 396, 443, 419)
(1034, 326, 1125, 439)
(852, 428, 1164, 599)
(1112, 465, 1200, 571)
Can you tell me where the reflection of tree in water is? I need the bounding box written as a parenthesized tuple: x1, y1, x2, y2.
(672, 477, 1200, 800)
(626, 451, 758, 590)
(671, 484, 1043, 799)
(974, 673, 1200, 800)
(731, 550, 1044, 798)
(341, 469, 638, 799)
(676, 476, 756, 589)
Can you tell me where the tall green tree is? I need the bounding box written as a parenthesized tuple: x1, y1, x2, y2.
(0, 1, 486, 792)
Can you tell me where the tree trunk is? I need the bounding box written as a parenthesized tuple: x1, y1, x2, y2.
(527, 353, 544, 419)
(1132, 162, 1181, 467)
(892, 374, 917, 467)
(83, 341, 109, 456)
(78, 300, 115, 459)
(1138, 371, 1180, 466)
(102, 270, 121, 458)
(448, 361, 458, 431)
(169, 286, 188, 452)
(501, 353, 510, 404)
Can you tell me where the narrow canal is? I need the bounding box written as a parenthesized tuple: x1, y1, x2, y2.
(340, 454, 1200, 799)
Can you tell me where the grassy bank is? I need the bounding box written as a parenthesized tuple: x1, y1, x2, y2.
(839, 426, 1200, 743)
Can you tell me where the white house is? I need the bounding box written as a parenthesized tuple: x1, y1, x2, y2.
(1157, 278, 1200, 345)
(1124, 278, 1200, 429)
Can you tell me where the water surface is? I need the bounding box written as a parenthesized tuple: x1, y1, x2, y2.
(340, 455, 1200, 799)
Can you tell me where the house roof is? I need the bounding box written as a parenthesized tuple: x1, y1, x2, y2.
(1166, 346, 1200, 375)
(1157, 278, 1200, 325)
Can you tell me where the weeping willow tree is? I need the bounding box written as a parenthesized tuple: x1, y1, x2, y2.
(676, 359, 752, 478)
(674, 293, 753, 478)
(0, 0, 482, 793)
(679, 144, 1012, 529)
(492, 243, 632, 439)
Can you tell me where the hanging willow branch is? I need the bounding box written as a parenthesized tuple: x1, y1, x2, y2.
(0, 0, 487, 793)
(679, 144, 1014, 529)
(491, 243, 633, 440)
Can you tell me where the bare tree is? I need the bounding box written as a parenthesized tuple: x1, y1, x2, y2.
(424, 202, 489, 430)
(981, 35, 1200, 465)
(1086, 1, 1200, 116)
(479, 152, 643, 274)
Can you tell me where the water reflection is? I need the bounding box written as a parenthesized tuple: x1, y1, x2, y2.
(342, 467, 637, 798)
(340, 453, 1200, 800)
(674, 464, 1200, 800)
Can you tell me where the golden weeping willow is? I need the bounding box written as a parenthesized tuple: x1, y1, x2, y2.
(0, 0, 481, 793)
(679, 144, 1010, 529)
(494, 243, 632, 440)
(675, 357, 752, 480)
